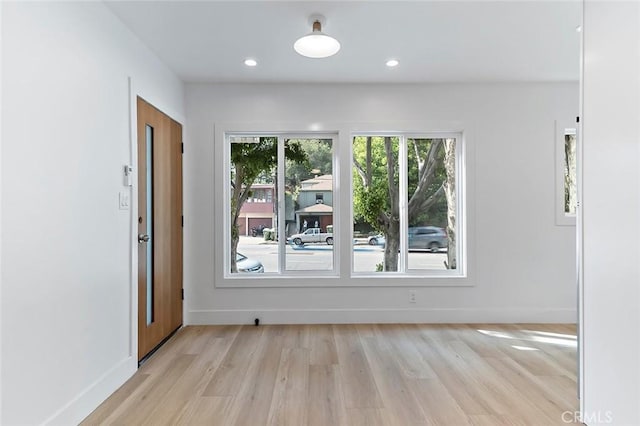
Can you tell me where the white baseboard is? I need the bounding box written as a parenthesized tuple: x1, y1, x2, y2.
(42, 356, 137, 426)
(187, 308, 577, 325)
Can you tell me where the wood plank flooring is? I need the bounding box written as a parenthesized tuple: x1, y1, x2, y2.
(82, 324, 580, 425)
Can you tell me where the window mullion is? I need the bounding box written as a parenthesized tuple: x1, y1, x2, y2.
(455, 137, 464, 275)
(331, 135, 340, 277)
(224, 134, 231, 278)
(277, 136, 286, 274)
(399, 135, 408, 273)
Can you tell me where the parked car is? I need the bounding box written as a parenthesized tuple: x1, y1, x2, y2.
(287, 228, 333, 246)
(236, 252, 264, 273)
(368, 234, 385, 246)
(408, 226, 447, 252)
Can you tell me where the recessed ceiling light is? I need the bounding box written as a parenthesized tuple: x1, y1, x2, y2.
(386, 59, 399, 67)
(244, 58, 257, 67)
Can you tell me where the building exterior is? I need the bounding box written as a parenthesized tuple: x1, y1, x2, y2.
(238, 183, 275, 236)
(295, 175, 333, 232)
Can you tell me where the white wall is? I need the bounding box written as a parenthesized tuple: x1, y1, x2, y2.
(1, 2, 184, 424)
(581, 1, 640, 425)
(185, 82, 578, 325)
(0, 1, 4, 422)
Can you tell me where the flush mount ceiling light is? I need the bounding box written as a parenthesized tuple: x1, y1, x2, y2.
(294, 15, 341, 59)
(244, 58, 257, 67)
(386, 59, 399, 67)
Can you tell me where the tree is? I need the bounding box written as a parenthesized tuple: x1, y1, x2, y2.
(353, 136, 455, 271)
(564, 134, 577, 214)
(230, 137, 306, 272)
(443, 139, 457, 269)
(353, 137, 401, 270)
(285, 138, 333, 188)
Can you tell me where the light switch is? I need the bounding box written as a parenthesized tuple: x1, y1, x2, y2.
(119, 191, 130, 210)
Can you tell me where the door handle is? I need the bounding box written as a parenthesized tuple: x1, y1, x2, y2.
(138, 234, 150, 243)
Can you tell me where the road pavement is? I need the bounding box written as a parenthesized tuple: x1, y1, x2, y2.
(236, 235, 448, 273)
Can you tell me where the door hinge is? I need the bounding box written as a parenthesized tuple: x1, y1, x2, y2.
(181, 142, 184, 154)
(181, 215, 184, 227)
(181, 288, 184, 300)
(576, 116, 580, 123)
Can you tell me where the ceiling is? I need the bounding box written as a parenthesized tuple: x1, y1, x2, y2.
(105, 1, 582, 84)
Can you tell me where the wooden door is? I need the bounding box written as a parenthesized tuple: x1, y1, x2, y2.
(137, 97, 183, 361)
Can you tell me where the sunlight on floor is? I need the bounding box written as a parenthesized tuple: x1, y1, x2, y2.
(511, 345, 540, 351)
(477, 328, 577, 348)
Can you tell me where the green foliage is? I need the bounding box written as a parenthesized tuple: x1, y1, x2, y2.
(414, 202, 447, 229)
(285, 139, 333, 188)
(352, 136, 399, 230)
(231, 137, 308, 186)
(353, 184, 387, 232)
(231, 137, 277, 185)
(352, 136, 449, 240)
(407, 138, 447, 227)
(230, 137, 308, 271)
(231, 137, 307, 200)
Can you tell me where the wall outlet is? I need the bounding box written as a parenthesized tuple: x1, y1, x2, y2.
(409, 290, 417, 303)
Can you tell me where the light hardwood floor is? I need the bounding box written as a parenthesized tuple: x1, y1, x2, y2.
(82, 324, 580, 425)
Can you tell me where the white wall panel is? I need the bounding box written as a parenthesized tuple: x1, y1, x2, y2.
(581, 1, 640, 424)
(185, 82, 578, 325)
(1, 2, 184, 424)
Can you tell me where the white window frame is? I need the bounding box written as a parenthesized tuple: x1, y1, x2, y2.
(350, 132, 466, 278)
(223, 132, 340, 281)
(555, 120, 578, 226)
(214, 123, 472, 288)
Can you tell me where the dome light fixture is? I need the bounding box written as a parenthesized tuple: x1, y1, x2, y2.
(386, 59, 399, 67)
(244, 58, 257, 67)
(294, 15, 341, 59)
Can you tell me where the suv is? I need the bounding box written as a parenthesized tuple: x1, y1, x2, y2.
(408, 226, 447, 252)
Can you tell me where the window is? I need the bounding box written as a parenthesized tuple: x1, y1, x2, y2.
(227, 135, 336, 276)
(564, 130, 577, 215)
(555, 122, 577, 226)
(352, 134, 463, 275)
(221, 129, 465, 284)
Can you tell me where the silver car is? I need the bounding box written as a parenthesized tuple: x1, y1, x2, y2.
(408, 226, 447, 252)
(236, 253, 264, 273)
(368, 234, 385, 246)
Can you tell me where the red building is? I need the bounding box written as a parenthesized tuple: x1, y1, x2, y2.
(238, 184, 275, 236)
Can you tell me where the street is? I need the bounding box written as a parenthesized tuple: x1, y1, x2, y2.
(236, 236, 448, 273)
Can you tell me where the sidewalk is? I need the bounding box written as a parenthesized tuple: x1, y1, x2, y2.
(239, 235, 277, 245)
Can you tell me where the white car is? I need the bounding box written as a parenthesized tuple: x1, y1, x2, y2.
(367, 234, 385, 246)
(236, 252, 264, 273)
(287, 228, 334, 246)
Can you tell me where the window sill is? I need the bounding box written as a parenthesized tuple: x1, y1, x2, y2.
(215, 274, 471, 288)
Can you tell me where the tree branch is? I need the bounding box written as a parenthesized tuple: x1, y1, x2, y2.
(408, 183, 445, 223)
(408, 139, 444, 213)
(384, 136, 399, 219)
(411, 139, 424, 173)
(366, 136, 372, 186)
(352, 156, 367, 187)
